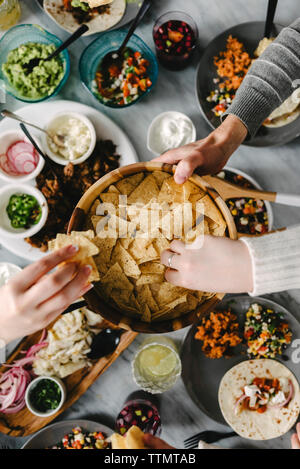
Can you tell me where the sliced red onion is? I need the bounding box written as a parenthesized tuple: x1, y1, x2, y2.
(25, 341, 48, 358)
(234, 394, 247, 415)
(0, 339, 48, 414)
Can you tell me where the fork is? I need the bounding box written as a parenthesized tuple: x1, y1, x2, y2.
(184, 430, 237, 449)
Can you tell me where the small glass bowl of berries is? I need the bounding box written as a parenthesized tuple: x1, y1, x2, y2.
(153, 11, 198, 71)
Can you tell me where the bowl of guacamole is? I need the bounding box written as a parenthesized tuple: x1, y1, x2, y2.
(0, 24, 70, 102)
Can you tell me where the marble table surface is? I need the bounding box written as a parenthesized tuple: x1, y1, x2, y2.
(1, 0, 300, 449)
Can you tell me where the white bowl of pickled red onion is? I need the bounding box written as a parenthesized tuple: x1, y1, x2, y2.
(0, 130, 45, 183)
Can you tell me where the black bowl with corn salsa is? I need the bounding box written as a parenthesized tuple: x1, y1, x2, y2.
(216, 168, 271, 235)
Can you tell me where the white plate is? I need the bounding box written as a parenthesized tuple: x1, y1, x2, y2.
(0, 99, 138, 262)
(35, 0, 141, 37)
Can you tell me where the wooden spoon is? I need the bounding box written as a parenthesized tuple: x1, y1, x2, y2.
(202, 175, 300, 208)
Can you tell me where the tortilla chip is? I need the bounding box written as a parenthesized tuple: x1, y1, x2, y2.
(125, 426, 146, 449)
(153, 237, 170, 255)
(128, 174, 159, 204)
(136, 274, 165, 286)
(111, 289, 138, 314)
(100, 192, 120, 207)
(129, 238, 151, 259)
(141, 304, 151, 323)
(152, 295, 188, 320)
(111, 241, 141, 279)
(111, 433, 127, 450)
(48, 232, 99, 257)
(48, 232, 100, 282)
(136, 284, 159, 313)
(108, 184, 120, 193)
(200, 195, 226, 229)
(120, 237, 132, 250)
(136, 244, 159, 264)
(101, 263, 134, 296)
(152, 170, 172, 188)
(208, 219, 226, 237)
(84, 257, 100, 282)
(150, 282, 187, 307)
(93, 235, 117, 275)
(116, 173, 144, 195)
(140, 261, 165, 275)
(89, 199, 101, 216)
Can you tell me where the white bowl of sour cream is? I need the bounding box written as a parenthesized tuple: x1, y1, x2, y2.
(147, 111, 196, 156)
(42, 112, 96, 166)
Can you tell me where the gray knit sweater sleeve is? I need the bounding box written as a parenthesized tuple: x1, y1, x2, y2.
(223, 18, 300, 137)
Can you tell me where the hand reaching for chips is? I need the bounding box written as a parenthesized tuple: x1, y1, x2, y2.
(48, 230, 100, 283)
(161, 236, 253, 294)
(0, 245, 93, 344)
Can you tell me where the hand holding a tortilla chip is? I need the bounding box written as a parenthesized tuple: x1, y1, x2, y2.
(0, 245, 93, 344)
(154, 115, 247, 183)
(161, 236, 253, 293)
(143, 434, 175, 450)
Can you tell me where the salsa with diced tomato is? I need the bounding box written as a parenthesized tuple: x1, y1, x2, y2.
(94, 48, 152, 106)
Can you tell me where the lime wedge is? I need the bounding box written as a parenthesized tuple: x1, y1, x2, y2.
(138, 345, 177, 377)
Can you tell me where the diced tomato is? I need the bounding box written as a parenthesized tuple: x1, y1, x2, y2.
(134, 51, 141, 59)
(72, 441, 82, 449)
(257, 405, 267, 413)
(123, 83, 130, 98)
(244, 328, 254, 339)
(108, 64, 120, 78)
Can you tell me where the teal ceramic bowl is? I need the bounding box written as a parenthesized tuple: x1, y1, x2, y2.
(0, 24, 70, 103)
(79, 30, 158, 109)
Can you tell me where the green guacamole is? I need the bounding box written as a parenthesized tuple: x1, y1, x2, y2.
(2, 42, 65, 100)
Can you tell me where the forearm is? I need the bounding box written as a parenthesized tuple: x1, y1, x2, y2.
(224, 18, 300, 137)
(240, 225, 300, 296)
(210, 113, 248, 157)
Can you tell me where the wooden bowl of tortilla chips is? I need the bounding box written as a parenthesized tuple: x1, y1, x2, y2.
(68, 162, 237, 333)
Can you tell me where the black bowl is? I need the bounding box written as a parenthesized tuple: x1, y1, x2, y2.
(196, 21, 300, 147)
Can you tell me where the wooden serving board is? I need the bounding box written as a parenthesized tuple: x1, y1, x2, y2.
(0, 326, 137, 437)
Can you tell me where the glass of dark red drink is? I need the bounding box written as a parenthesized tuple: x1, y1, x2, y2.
(115, 390, 162, 436)
(153, 11, 198, 71)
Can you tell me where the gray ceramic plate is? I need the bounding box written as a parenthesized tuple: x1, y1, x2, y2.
(196, 21, 300, 147)
(21, 419, 113, 449)
(34, 0, 141, 35)
(181, 295, 300, 424)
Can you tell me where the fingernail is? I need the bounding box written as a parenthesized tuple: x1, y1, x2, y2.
(68, 244, 79, 254)
(175, 174, 186, 184)
(82, 283, 94, 294)
(83, 264, 92, 275)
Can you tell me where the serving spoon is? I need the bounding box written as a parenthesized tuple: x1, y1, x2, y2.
(1, 109, 65, 148)
(202, 175, 300, 208)
(24, 23, 89, 73)
(20, 123, 58, 179)
(100, 0, 151, 74)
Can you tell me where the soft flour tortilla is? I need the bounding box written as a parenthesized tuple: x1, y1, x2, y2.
(44, 0, 126, 35)
(218, 359, 300, 440)
(264, 103, 300, 128)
